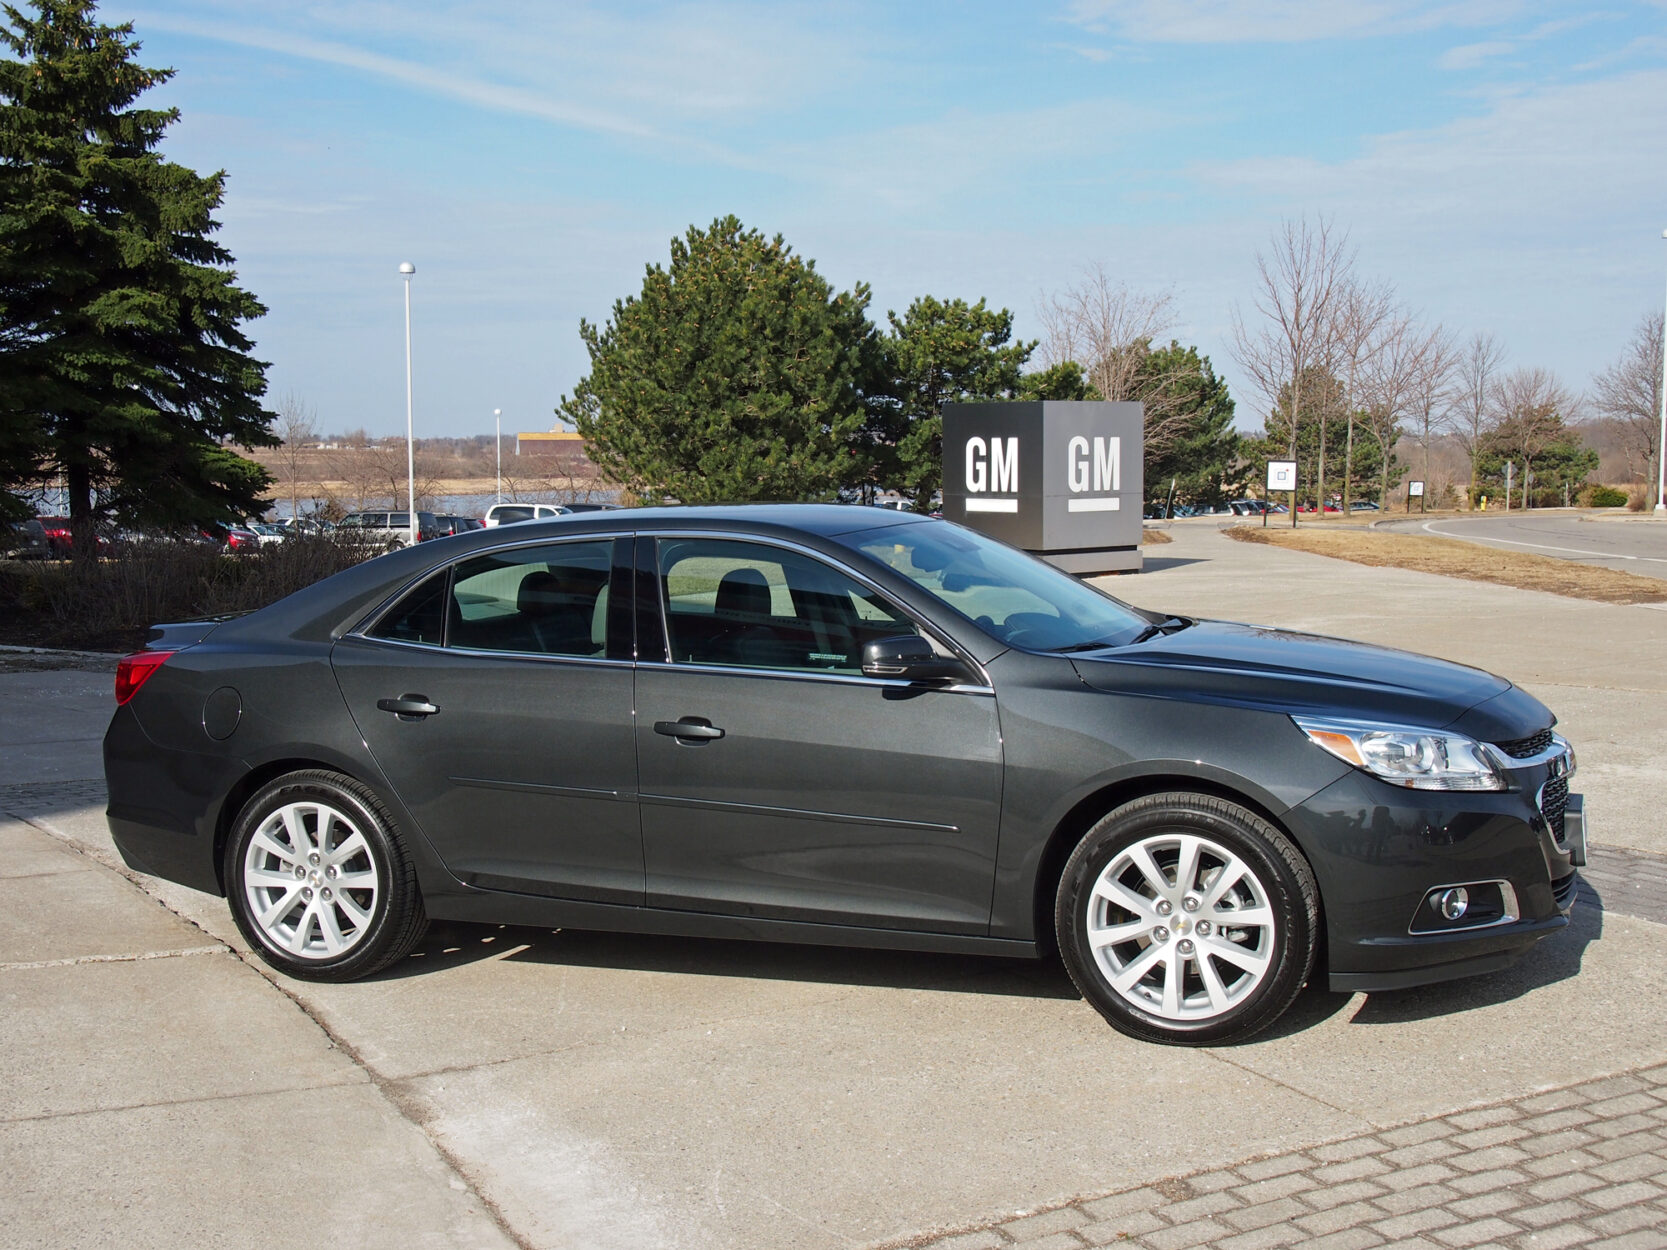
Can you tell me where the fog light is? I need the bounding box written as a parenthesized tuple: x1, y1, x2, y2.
(1434, 887, 1470, 921)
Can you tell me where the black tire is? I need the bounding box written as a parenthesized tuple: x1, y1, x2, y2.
(1056, 792, 1318, 1046)
(224, 769, 427, 981)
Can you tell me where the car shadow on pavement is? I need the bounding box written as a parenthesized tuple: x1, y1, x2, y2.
(1137, 556, 1209, 573)
(1344, 879, 1603, 1027)
(392, 919, 1084, 999)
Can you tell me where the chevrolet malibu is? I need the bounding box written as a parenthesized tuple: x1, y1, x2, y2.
(104, 505, 1585, 1044)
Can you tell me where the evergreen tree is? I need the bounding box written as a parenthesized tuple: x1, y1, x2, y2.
(1133, 342, 1241, 506)
(866, 296, 1037, 511)
(0, 1, 275, 549)
(559, 216, 874, 504)
(1252, 367, 1391, 504)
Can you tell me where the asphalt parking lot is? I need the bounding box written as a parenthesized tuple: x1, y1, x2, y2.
(3, 521, 1665, 1250)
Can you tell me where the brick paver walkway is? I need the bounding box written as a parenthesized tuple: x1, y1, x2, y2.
(895, 1065, 1667, 1250)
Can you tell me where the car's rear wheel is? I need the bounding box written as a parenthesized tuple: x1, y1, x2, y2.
(224, 770, 426, 981)
(1056, 792, 1318, 1045)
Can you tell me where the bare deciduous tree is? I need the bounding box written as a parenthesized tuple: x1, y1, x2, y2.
(1358, 314, 1441, 506)
(1590, 312, 1664, 495)
(1036, 265, 1213, 462)
(1334, 278, 1397, 511)
(271, 392, 319, 522)
(1036, 262, 1175, 401)
(1407, 327, 1457, 509)
(1443, 332, 1507, 505)
(1231, 216, 1355, 516)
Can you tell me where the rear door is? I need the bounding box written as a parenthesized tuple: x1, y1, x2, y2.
(332, 535, 642, 902)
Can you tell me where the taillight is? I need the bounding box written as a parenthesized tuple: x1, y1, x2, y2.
(115, 650, 174, 705)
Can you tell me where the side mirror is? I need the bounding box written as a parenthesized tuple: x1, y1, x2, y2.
(861, 635, 968, 684)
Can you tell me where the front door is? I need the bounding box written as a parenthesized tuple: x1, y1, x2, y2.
(634, 536, 1003, 933)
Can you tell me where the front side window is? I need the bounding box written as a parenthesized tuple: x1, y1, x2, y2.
(848, 521, 1149, 652)
(657, 538, 923, 674)
(447, 540, 613, 657)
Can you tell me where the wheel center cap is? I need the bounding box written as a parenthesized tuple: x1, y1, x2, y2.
(309, 870, 323, 887)
(1173, 916, 1192, 935)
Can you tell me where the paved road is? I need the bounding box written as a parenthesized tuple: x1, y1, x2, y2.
(4, 527, 1667, 1250)
(1380, 512, 1667, 581)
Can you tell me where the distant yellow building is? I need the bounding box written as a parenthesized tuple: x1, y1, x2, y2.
(515, 430, 593, 470)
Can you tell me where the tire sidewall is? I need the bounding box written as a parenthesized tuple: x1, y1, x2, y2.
(225, 772, 401, 980)
(1057, 795, 1316, 1046)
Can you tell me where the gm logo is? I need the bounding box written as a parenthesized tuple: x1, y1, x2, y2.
(965, 437, 1019, 513)
(1066, 435, 1121, 513)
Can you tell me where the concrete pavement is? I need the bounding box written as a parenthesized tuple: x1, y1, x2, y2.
(2, 523, 1665, 1249)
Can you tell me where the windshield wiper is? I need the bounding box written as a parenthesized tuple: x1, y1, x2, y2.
(1125, 615, 1193, 646)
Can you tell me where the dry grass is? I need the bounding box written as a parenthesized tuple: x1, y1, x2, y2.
(1142, 528, 1173, 545)
(1225, 524, 1667, 605)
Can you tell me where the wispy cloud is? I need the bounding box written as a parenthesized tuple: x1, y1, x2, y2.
(1062, 0, 1521, 44)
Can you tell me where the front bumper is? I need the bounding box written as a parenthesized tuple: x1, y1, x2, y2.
(1284, 761, 1582, 995)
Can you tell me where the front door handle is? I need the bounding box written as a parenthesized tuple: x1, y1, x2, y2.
(377, 694, 439, 720)
(654, 717, 724, 742)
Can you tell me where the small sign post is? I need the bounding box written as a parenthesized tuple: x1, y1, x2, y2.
(1408, 480, 1424, 514)
(1266, 460, 1297, 529)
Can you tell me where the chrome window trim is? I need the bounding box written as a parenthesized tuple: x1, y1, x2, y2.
(642, 529, 992, 687)
(342, 632, 636, 670)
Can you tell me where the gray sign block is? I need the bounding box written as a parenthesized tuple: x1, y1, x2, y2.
(941, 401, 1144, 573)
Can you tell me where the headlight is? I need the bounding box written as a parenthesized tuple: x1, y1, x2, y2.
(1293, 716, 1504, 792)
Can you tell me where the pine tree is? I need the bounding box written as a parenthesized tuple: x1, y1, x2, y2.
(559, 216, 874, 504)
(0, 0, 274, 551)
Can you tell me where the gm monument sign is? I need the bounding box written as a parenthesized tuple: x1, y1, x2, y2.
(942, 400, 1144, 574)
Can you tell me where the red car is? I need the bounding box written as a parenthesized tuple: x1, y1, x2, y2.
(35, 517, 112, 557)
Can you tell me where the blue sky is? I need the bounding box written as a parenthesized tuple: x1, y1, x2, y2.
(98, 0, 1667, 438)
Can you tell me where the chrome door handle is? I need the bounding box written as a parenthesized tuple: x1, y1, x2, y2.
(377, 695, 439, 719)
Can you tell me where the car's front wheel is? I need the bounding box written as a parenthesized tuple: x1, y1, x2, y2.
(1056, 792, 1318, 1045)
(224, 770, 427, 981)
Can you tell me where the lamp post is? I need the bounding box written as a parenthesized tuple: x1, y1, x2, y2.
(1656, 229, 1667, 515)
(494, 408, 503, 504)
(400, 261, 417, 547)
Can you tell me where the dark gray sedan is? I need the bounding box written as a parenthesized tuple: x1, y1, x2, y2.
(104, 505, 1584, 1044)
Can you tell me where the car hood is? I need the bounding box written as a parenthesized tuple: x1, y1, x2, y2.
(1069, 619, 1549, 739)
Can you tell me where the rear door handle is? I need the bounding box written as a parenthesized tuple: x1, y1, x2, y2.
(654, 717, 724, 741)
(377, 695, 439, 719)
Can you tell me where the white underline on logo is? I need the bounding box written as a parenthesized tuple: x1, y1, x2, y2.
(966, 498, 1019, 513)
(1067, 497, 1121, 512)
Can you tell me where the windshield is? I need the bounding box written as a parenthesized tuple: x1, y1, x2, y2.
(847, 521, 1151, 652)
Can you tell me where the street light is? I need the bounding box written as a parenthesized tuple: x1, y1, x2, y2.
(1656, 230, 1667, 515)
(494, 408, 503, 504)
(400, 262, 417, 547)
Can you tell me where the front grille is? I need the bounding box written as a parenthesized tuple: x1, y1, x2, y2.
(1540, 775, 1569, 843)
(1496, 727, 1554, 759)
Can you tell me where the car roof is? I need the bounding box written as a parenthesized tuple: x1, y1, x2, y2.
(217, 503, 939, 647)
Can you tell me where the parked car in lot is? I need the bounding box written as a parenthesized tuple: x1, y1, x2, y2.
(483, 503, 569, 527)
(104, 505, 1583, 1045)
(1350, 501, 1381, 512)
(336, 511, 440, 548)
(35, 516, 113, 558)
(5, 518, 51, 559)
(435, 515, 485, 537)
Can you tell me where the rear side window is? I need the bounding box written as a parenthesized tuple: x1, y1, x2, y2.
(368, 569, 449, 645)
(447, 540, 613, 657)
(493, 506, 534, 524)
